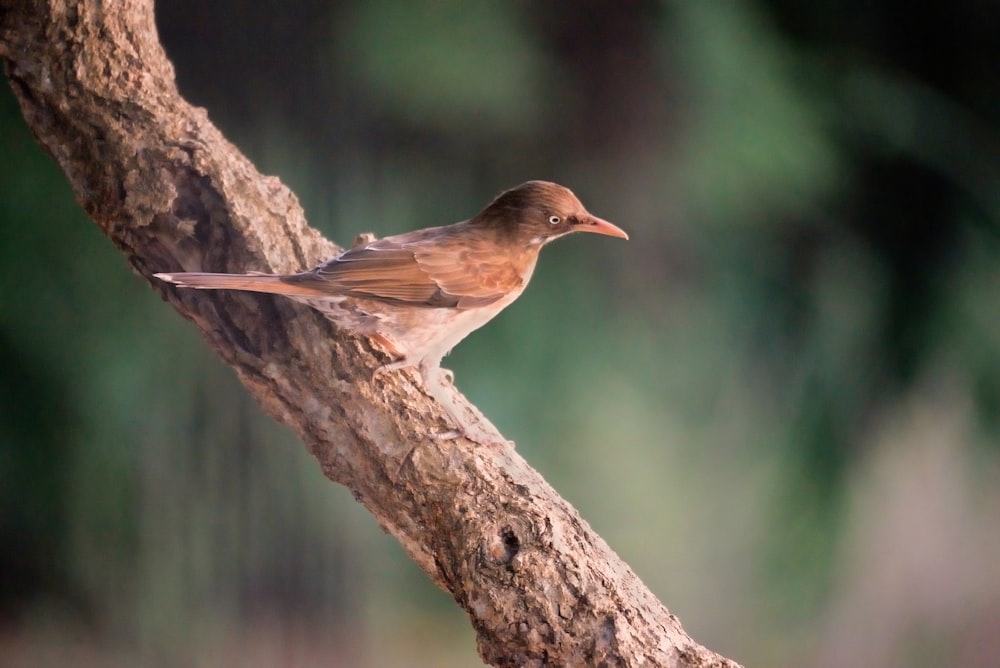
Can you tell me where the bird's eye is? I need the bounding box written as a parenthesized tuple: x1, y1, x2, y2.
(548, 215, 561, 225)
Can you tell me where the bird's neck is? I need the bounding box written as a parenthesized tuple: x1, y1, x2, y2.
(470, 208, 524, 242)
(459, 216, 544, 281)
(518, 248, 541, 289)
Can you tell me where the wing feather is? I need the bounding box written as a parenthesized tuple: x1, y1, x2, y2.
(281, 230, 524, 309)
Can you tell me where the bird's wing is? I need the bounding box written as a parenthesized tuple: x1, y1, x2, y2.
(413, 241, 524, 309)
(285, 233, 523, 309)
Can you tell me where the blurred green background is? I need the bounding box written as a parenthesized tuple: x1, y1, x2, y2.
(3, 1, 1000, 666)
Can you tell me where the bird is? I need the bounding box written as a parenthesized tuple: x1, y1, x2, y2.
(155, 180, 627, 443)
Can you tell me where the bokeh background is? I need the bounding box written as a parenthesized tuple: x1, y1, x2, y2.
(3, 1, 1000, 666)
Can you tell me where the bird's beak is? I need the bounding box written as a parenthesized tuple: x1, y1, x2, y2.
(576, 214, 629, 240)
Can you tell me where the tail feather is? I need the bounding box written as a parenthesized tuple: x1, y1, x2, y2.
(153, 272, 330, 296)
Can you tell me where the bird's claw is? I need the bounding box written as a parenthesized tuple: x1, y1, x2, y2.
(371, 358, 415, 383)
(431, 429, 462, 441)
(428, 426, 513, 448)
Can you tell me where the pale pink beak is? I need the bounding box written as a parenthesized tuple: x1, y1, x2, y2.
(576, 214, 629, 240)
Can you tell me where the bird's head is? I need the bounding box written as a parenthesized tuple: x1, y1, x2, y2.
(475, 181, 628, 246)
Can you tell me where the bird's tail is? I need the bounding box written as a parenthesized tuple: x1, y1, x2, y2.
(153, 272, 329, 296)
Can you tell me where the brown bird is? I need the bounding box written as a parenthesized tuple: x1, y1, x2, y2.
(155, 180, 627, 441)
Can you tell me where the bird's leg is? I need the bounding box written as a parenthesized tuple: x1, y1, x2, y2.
(369, 333, 417, 382)
(367, 347, 463, 436)
(366, 340, 507, 446)
(417, 360, 509, 446)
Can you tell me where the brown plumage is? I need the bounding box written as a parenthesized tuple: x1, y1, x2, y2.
(155, 180, 627, 442)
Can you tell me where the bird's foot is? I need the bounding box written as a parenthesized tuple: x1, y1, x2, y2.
(431, 426, 512, 447)
(371, 358, 509, 446)
(421, 377, 512, 447)
(431, 429, 462, 441)
(371, 358, 415, 383)
(369, 334, 412, 382)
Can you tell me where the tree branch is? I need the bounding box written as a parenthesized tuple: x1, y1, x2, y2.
(0, 2, 740, 665)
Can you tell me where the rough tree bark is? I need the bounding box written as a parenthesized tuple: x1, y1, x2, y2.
(0, 2, 741, 666)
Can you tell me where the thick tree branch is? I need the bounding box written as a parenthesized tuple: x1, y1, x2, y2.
(0, 2, 740, 666)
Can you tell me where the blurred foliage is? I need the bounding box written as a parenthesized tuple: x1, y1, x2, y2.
(336, 0, 545, 132)
(2, 1, 1000, 666)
